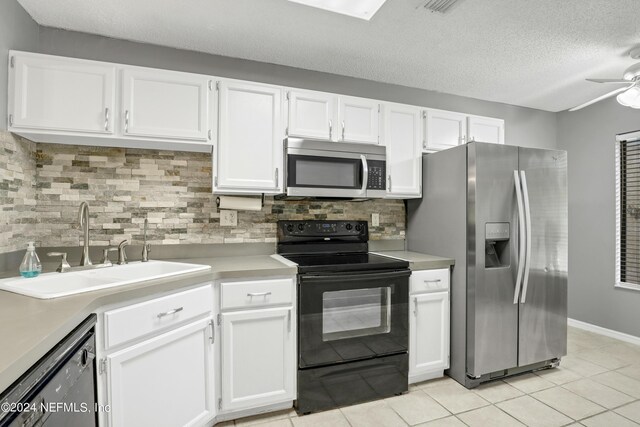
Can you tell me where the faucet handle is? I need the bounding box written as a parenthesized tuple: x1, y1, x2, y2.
(48, 252, 71, 273)
(117, 240, 129, 265)
(142, 243, 151, 263)
(101, 247, 118, 265)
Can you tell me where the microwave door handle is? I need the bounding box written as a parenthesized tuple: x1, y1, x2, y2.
(360, 155, 368, 196)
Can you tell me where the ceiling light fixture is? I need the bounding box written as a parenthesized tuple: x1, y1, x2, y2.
(617, 86, 640, 109)
(287, 0, 388, 20)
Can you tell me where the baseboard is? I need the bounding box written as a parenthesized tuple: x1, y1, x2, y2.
(409, 370, 445, 385)
(568, 318, 640, 346)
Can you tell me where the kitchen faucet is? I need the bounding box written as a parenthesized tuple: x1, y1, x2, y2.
(78, 202, 92, 266)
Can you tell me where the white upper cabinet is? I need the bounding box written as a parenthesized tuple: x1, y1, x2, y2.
(424, 109, 467, 151)
(221, 307, 295, 412)
(467, 115, 505, 144)
(215, 80, 283, 194)
(338, 96, 380, 144)
(383, 103, 422, 198)
(287, 89, 335, 140)
(287, 89, 380, 144)
(121, 67, 211, 141)
(8, 51, 116, 134)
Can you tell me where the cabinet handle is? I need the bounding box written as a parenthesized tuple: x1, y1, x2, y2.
(413, 297, 418, 316)
(157, 307, 184, 318)
(104, 107, 110, 131)
(209, 319, 215, 344)
(424, 279, 442, 283)
(275, 168, 279, 188)
(287, 309, 292, 333)
(124, 110, 130, 133)
(341, 121, 345, 141)
(388, 175, 392, 192)
(329, 120, 333, 140)
(247, 292, 271, 297)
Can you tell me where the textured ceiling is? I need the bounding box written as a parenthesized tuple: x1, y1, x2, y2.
(17, 0, 640, 112)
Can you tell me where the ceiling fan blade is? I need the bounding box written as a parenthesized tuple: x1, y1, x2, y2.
(569, 85, 634, 111)
(586, 78, 631, 84)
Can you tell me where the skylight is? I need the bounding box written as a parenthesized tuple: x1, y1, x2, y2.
(287, 0, 388, 20)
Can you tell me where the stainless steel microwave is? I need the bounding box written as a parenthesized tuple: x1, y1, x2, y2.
(284, 138, 387, 198)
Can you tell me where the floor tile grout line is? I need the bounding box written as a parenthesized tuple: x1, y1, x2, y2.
(557, 380, 639, 412)
(611, 406, 640, 426)
(525, 385, 607, 422)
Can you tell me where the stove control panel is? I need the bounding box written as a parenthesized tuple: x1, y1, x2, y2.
(279, 220, 368, 238)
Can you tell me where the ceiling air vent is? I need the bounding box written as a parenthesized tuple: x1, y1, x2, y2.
(421, 0, 460, 13)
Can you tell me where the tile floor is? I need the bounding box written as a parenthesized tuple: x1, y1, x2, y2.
(217, 327, 640, 426)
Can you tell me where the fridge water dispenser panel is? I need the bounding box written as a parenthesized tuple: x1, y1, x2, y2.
(485, 222, 510, 268)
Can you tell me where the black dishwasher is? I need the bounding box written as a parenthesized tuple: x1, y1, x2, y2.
(0, 314, 97, 427)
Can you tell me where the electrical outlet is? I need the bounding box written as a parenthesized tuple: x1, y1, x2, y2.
(372, 213, 380, 227)
(220, 210, 237, 227)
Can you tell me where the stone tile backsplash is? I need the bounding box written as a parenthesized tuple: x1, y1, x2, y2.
(0, 132, 37, 253)
(0, 132, 405, 252)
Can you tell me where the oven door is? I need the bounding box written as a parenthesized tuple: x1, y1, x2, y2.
(298, 269, 410, 369)
(286, 152, 367, 198)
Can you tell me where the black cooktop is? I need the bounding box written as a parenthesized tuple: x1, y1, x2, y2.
(282, 252, 409, 274)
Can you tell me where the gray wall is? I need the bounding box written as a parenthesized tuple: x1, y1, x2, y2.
(557, 98, 640, 337)
(0, 1, 38, 126)
(35, 27, 557, 150)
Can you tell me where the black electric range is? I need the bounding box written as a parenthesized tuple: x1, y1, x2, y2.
(277, 220, 410, 414)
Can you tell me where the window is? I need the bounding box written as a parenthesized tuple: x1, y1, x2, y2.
(616, 130, 640, 289)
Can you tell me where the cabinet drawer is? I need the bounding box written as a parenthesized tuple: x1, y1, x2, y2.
(104, 284, 213, 349)
(410, 269, 450, 294)
(221, 278, 294, 310)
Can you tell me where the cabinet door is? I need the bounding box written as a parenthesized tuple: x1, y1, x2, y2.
(106, 318, 215, 427)
(409, 291, 449, 377)
(384, 103, 422, 198)
(338, 96, 380, 144)
(425, 109, 467, 151)
(287, 89, 336, 140)
(467, 116, 505, 144)
(9, 52, 115, 134)
(121, 68, 210, 141)
(221, 307, 295, 412)
(216, 81, 283, 194)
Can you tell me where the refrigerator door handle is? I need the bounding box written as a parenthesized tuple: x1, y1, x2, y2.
(520, 170, 532, 304)
(513, 170, 526, 304)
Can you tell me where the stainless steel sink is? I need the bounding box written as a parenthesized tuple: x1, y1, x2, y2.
(0, 260, 211, 299)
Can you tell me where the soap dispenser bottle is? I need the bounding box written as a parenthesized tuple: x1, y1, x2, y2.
(19, 242, 42, 278)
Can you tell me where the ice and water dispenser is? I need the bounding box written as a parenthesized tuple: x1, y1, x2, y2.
(485, 222, 510, 268)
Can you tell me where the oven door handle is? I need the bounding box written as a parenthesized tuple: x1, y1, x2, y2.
(300, 269, 411, 283)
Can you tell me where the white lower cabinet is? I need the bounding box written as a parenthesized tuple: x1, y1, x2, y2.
(98, 284, 216, 427)
(221, 307, 295, 411)
(106, 318, 215, 427)
(409, 269, 451, 383)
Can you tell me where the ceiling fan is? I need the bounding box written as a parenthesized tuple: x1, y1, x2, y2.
(570, 47, 640, 111)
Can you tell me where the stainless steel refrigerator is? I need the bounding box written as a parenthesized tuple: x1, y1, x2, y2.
(407, 142, 568, 388)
